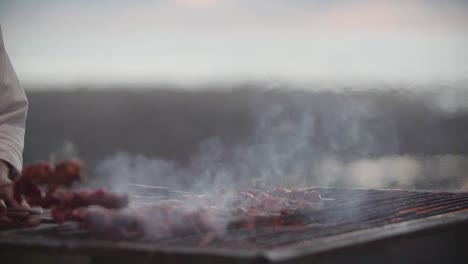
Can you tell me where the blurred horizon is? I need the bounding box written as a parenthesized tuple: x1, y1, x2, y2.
(1, 0, 468, 89)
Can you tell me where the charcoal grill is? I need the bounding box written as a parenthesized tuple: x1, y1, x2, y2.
(2, 187, 468, 264)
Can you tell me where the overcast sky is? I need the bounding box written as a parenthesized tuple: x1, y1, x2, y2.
(1, 0, 467, 89)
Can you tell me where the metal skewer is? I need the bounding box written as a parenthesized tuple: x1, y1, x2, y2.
(5, 208, 43, 215)
(127, 183, 196, 197)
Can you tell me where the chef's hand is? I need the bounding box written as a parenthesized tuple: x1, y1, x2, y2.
(0, 161, 39, 230)
(0, 160, 20, 209)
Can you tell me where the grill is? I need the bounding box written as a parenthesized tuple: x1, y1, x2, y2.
(2, 187, 468, 264)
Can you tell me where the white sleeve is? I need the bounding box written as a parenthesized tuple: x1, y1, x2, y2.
(0, 25, 29, 174)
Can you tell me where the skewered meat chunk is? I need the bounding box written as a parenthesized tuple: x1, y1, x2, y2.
(50, 206, 72, 224)
(49, 188, 128, 223)
(14, 177, 43, 206)
(20, 162, 54, 184)
(49, 159, 83, 189)
(49, 189, 129, 223)
(13, 159, 84, 206)
(49, 189, 129, 209)
(17, 159, 82, 187)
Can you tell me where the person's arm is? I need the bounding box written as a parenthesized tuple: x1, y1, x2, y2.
(0, 25, 29, 207)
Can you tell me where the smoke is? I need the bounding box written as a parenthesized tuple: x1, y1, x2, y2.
(317, 155, 468, 190)
(94, 153, 468, 193)
(89, 89, 465, 193)
(91, 95, 321, 191)
(425, 86, 468, 114)
(48, 141, 79, 164)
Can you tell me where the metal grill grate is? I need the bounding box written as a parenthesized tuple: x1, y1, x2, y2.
(4, 188, 468, 250)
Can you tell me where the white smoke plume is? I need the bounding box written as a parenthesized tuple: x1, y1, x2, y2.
(48, 141, 79, 164)
(91, 89, 468, 193)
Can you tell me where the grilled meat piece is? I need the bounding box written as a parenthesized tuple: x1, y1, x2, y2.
(49, 189, 129, 223)
(49, 159, 83, 189)
(14, 159, 84, 205)
(14, 177, 43, 206)
(20, 162, 54, 185)
(18, 160, 82, 188)
(49, 189, 129, 209)
(189, 188, 322, 216)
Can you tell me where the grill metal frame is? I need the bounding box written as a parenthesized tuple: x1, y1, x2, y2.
(2, 188, 468, 264)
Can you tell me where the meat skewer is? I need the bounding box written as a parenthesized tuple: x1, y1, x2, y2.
(14, 159, 84, 206)
(4, 159, 326, 240)
(58, 202, 232, 240)
(46, 189, 129, 209)
(4, 159, 129, 229)
(49, 189, 130, 223)
(50, 186, 323, 240)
